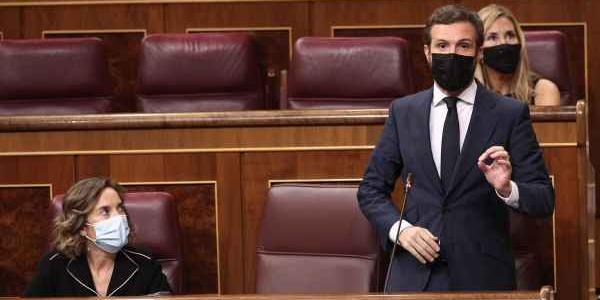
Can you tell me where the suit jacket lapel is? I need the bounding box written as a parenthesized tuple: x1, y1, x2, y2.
(107, 250, 139, 296)
(447, 84, 498, 197)
(416, 88, 444, 196)
(66, 255, 97, 296)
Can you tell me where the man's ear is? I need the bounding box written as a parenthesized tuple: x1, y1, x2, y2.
(424, 44, 431, 65)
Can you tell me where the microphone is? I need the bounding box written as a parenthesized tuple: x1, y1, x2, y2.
(383, 172, 413, 294)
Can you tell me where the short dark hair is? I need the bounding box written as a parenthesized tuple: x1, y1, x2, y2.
(423, 4, 484, 48)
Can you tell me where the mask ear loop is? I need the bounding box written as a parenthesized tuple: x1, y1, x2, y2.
(81, 222, 97, 244)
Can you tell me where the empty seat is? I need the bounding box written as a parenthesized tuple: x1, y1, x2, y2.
(524, 30, 575, 105)
(136, 33, 265, 113)
(280, 37, 414, 109)
(256, 184, 379, 293)
(0, 38, 113, 115)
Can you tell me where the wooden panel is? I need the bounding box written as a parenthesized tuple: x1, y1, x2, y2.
(124, 182, 218, 294)
(165, 2, 309, 40)
(0, 156, 74, 194)
(186, 27, 292, 109)
(0, 7, 20, 39)
(241, 150, 374, 292)
(460, 0, 583, 23)
(43, 30, 146, 112)
(311, 0, 451, 37)
(0, 156, 74, 296)
(21, 4, 163, 38)
(75, 153, 244, 294)
(0, 186, 52, 295)
(543, 147, 581, 299)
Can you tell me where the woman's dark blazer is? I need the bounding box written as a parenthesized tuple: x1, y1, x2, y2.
(24, 246, 171, 297)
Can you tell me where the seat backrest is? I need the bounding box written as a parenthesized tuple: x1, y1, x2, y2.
(524, 30, 575, 105)
(51, 192, 183, 294)
(256, 184, 379, 293)
(281, 37, 414, 109)
(0, 38, 113, 115)
(136, 33, 265, 113)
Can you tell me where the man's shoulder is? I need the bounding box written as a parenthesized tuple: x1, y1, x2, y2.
(389, 88, 433, 110)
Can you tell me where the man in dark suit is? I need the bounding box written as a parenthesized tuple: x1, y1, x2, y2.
(357, 5, 554, 292)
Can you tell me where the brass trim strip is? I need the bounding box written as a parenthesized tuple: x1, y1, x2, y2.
(42, 29, 148, 37)
(267, 178, 362, 189)
(120, 180, 221, 293)
(0, 142, 577, 157)
(186, 26, 293, 59)
(0, 146, 375, 156)
(331, 24, 425, 37)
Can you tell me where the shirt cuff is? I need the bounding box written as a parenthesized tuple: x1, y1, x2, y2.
(495, 180, 519, 209)
(388, 220, 413, 243)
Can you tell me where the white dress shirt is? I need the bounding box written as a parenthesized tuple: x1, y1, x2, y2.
(389, 80, 520, 243)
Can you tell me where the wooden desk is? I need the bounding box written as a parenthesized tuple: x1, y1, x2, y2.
(0, 105, 592, 300)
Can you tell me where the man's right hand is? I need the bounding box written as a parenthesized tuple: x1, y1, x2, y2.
(398, 226, 440, 264)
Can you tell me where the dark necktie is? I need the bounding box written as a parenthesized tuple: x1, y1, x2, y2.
(441, 96, 460, 193)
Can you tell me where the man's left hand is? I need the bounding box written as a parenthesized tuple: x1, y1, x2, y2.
(478, 145, 512, 197)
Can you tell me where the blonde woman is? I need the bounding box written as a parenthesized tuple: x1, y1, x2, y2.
(24, 177, 171, 297)
(476, 4, 560, 106)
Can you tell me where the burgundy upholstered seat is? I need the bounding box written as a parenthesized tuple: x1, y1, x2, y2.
(0, 38, 113, 115)
(136, 33, 264, 112)
(524, 30, 575, 105)
(51, 192, 183, 294)
(280, 37, 415, 109)
(256, 184, 379, 293)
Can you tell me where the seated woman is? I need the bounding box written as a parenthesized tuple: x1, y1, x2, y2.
(476, 4, 561, 106)
(24, 177, 171, 297)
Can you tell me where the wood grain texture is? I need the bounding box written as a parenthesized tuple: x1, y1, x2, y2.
(0, 7, 21, 38)
(311, 0, 452, 37)
(125, 183, 218, 294)
(0, 156, 74, 295)
(0, 186, 52, 295)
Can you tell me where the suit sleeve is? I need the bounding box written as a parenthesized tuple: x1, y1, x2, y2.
(23, 254, 55, 297)
(357, 104, 404, 251)
(509, 103, 555, 217)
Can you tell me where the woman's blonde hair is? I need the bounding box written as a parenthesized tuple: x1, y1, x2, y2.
(475, 4, 533, 103)
(53, 177, 131, 259)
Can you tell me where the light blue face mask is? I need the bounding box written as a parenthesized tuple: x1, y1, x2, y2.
(85, 215, 130, 254)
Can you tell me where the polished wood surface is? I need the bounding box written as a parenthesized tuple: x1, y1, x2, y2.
(0, 106, 590, 300)
(3, 286, 556, 300)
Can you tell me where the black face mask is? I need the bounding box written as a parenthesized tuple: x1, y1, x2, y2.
(483, 43, 521, 74)
(431, 53, 476, 92)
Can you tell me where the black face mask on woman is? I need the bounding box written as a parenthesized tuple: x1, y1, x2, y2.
(483, 43, 521, 74)
(431, 53, 476, 92)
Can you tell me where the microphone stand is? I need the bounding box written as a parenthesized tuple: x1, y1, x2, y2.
(383, 173, 413, 294)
